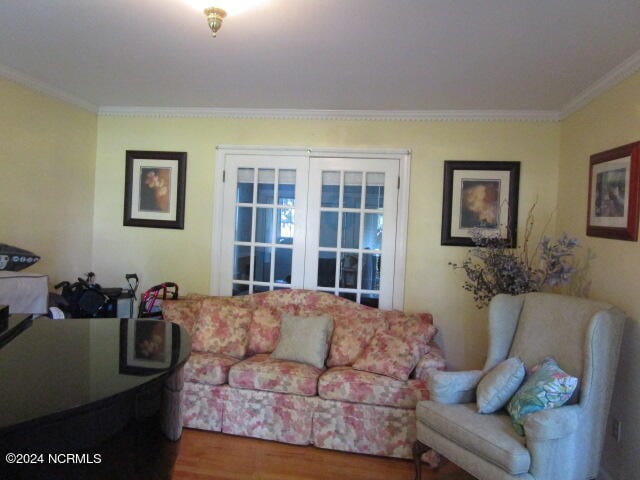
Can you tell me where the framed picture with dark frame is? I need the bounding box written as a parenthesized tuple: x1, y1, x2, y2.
(441, 161, 520, 247)
(123, 150, 187, 229)
(587, 142, 640, 241)
(119, 319, 181, 376)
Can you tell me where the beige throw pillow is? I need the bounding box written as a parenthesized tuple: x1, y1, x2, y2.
(476, 357, 526, 414)
(271, 315, 334, 369)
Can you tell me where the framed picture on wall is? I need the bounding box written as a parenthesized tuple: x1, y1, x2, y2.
(123, 150, 187, 229)
(587, 142, 640, 241)
(441, 161, 520, 247)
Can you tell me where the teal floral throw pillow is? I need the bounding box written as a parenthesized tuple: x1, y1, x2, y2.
(507, 357, 578, 435)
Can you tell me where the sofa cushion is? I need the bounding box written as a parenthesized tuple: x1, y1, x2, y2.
(386, 311, 437, 356)
(247, 307, 282, 355)
(228, 354, 323, 396)
(161, 298, 203, 336)
(320, 305, 388, 367)
(183, 352, 240, 386)
(271, 314, 334, 369)
(318, 367, 429, 409)
(352, 331, 422, 381)
(192, 298, 252, 358)
(416, 402, 531, 475)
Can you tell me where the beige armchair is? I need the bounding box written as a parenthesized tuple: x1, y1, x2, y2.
(414, 292, 625, 480)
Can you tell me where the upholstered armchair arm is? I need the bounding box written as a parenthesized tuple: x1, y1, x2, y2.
(524, 405, 580, 441)
(426, 370, 484, 404)
(525, 405, 582, 480)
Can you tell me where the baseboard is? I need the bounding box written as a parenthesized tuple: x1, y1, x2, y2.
(598, 466, 613, 480)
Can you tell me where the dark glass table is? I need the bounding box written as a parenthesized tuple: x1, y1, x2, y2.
(0, 316, 191, 479)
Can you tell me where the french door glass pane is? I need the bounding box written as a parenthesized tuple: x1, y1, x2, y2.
(255, 208, 274, 243)
(233, 246, 251, 280)
(343, 172, 362, 208)
(339, 292, 357, 302)
(274, 248, 293, 284)
(235, 207, 252, 242)
(319, 211, 338, 248)
(253, 246, 272, 282)
(365, 172, 385, 210)
(340, 252, 359, 289)
(363, 213, 383, 250)
(257, 169, 275, 204)
(341, 212, 360, 249)
(318, 251, 336, 287)
(360, 293, 379, 308)
(276, 208, 295, 245)
(278, 170, 296, 206)
(236, 168, 254, 203)
(362, 253, 381, 290)
(232, 283, 250, 296)
(321, 171, 340, 207)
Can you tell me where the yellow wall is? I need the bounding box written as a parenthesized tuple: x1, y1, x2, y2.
(0, 77, 97, 284)
(93, 115, 560, 369)
(558, 72, 640, 479)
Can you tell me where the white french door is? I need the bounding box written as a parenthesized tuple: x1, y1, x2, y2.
(219, 153, 309, 296)
(304, 157, 399, 308)
(214, 148, 407, 309)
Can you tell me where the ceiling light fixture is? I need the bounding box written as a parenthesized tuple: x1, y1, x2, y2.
(204, 7, 226, 37)
(183, 0, 268, 37)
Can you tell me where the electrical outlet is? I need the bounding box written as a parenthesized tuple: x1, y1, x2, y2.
(612, 419, 622, 442)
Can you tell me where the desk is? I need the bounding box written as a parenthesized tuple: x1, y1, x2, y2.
(0, 317, 191, 479)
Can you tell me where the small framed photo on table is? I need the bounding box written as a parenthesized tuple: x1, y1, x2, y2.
(587, 142, 640, 241)
(124, 150, 187, 229)
(441, 161, 520, 247)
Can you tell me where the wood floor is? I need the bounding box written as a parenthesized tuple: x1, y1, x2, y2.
(173, 429, 475, 480)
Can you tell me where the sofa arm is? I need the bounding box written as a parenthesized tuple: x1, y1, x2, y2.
(413, 345, 446, 381)
(524, 405, 580, 441)
(427, 370, 484, 404)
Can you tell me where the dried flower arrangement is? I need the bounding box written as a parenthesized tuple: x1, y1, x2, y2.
(450, 205, 579, 308)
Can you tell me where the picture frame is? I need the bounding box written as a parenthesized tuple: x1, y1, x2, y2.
(441, 161, 520, 247)
(587, 142, 640, 241)
(123, 150, 187, 229)
(119, 319, 181, 375)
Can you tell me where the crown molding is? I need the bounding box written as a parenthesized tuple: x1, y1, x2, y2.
(560, 49, 640, 120)
(0, 64, 97, 113)
(98, 106, 560, 122)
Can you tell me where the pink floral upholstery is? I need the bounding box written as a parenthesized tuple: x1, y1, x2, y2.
(247, 307, 283, 355)
(228, 354, 323, 396)
(183, 352, 240, 386)
(161, 298, 203, 336)
(313, 399, 418, 458)
(352, 331, 423, 381)
(178, 289, 444, 460)
(323, 305, 388, 367)
(183, 383, 228, 431)
(222, 388, 317, 445)
(413, 344, 447, 380)
(386, 311, 437, 356)
(192, 298, 252, 358)
(318, 366, 430, 409)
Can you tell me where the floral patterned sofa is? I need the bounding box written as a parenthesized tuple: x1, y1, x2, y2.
(162, 289, 445, 459)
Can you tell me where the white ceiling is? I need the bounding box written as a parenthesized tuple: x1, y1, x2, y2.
(1, 0, 640, 113)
